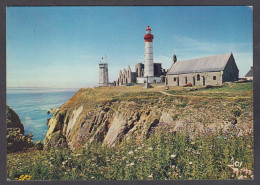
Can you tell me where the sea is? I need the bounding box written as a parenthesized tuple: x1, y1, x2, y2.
(7, 87, 79, 142)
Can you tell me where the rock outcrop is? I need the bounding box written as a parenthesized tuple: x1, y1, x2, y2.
(6, 105, 24, 134)
(6, 105, 34, 153)
(43, 86, 253, 151)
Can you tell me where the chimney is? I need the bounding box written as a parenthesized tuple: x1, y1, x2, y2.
(173, 54, 177, 64)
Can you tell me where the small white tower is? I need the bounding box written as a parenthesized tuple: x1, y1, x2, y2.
(99, 62, 109, 86)
(144, 26, 154, 77)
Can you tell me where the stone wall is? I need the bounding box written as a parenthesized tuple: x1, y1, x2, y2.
(166, 71, 223, 86)
(222, 55, 239, 83)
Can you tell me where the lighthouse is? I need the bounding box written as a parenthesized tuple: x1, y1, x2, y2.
(144, 26, 154, 77)
(135, 26, 162, 84)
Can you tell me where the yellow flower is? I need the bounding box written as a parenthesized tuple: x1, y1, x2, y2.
(18, 174, 32, 180)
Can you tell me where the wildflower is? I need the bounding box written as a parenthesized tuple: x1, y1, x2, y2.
(191, 141, 195, 145)
(148, 147, 153, 150)
(170, 154, 176, 159)
(247, 170, 252, 176)
(189, 162, 193, 165)
(128, 151, 134, 155)
(233, 168, 239, 176)
(171, 165, 175, 169)
(130, 162, 135, 166)
(148, 174, 153, 178)
(91, 176, 95, 179)
(18, 174, 32, 181)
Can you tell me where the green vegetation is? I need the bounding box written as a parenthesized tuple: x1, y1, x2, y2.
(167, 82, 253, 98)
(7, 127, 253, 180)
(6, 82, 253, 180)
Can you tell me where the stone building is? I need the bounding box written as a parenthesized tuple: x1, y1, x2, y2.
(166, 53, 239, 86)
(245, 66, 253, 80)
(114, 63, 165, 86)
(99, 62, 109, 86)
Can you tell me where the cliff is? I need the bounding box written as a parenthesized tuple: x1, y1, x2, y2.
(43, 83, 253, 150)
(6, 105, 34, 152)
(6, 105, 24, 134)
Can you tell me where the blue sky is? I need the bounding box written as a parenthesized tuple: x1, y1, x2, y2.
(7, 6, 253, 88)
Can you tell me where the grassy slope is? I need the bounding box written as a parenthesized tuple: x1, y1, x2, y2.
(7, 82, 253, 180)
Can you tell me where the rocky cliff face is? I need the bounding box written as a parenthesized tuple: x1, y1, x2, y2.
(43, 85, 253, 150)
(6, 105, 24, 134)
(6, 105, 34, 152)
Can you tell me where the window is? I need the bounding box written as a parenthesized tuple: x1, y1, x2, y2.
(197, 74, 200, 81)
(174, 78, 176, 81)
(213, 76, 216, 80)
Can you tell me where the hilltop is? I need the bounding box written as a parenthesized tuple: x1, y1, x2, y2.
(43, 82, 253, 150)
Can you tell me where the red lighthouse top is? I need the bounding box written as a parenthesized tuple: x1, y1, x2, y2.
(146, 26, 151, 31)
(144, 26, 154, 42)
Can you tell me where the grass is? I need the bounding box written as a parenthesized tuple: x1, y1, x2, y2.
(7, 126, 253, 180)
(167, 82, 253, 98)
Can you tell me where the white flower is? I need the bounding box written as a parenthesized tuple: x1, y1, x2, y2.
(170, 154, 176, 159)
(148, 147, 153, 150)
(189, 162, 193, 165)
(148, 174, 153, 178)
(128, 151, 134, 155)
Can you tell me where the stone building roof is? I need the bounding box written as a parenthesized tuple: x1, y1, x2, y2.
(167, 53, 233, 75)
(245, 67, 253, 77)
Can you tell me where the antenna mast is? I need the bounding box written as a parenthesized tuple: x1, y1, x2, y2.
(105, 53, 107, 63)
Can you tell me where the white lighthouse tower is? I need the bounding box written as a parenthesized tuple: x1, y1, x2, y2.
(144, 26, 154, 77)
(136, 26, 161, 84)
